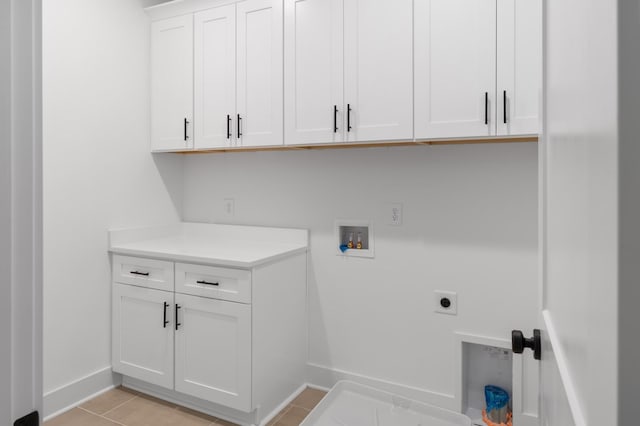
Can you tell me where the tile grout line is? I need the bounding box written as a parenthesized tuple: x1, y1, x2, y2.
(99, 395, 140, 417)
(269, 405, 292, 425)
(77, 406, 128, 426)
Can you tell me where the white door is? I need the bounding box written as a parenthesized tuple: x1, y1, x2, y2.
(236, 0, 284, 147)
(284, 0, 344, 145)
(151, 15, 194, 151)
(194, 5, 237, 149)
(174, 293, 252, 412)
(496, 0, 542, 136)
(343, 0, 413, 142)
(0, 1, 42, 423)
(112, 284, 174, 390)
(538, 0, 619, 424)
(414, 0, 496, 139)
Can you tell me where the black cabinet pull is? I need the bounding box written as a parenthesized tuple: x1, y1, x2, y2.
(503, 90, 507, 124)
(237, 114, 242, 138)
(334, 105, 338, 133)
(163, 302, 169, 328)
(184, 118, 189, 141)
(197, 280, 219, 286)
(130, 271, 149, 276)
(347, 104, 352, 132)
(484, 92, 488, 125)
(227, 114, 232, 139)
(175, 304, 181, 331)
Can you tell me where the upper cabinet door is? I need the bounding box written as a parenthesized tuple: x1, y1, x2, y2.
(194, 5, 237, 149)
(343, 0, 413, 142)
(151, 15, 194, 151)
(496, 0, 542, 136)
(236, 0, 284, 147)
(415, 0, 496, 139)
(284, 0, 344, 145)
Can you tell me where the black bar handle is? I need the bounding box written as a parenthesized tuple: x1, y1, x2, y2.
(503, 90, 507, 124)
(334, 105, 338, 133)
(484, 92, 488, 125)
(130, 271, 149, 276)
(163, 302, 169, 328)
(184, 118, 189, 141)
(175, 304, 181, 331)
(227, 114, 232, 139)
(197, 280, 219, 286)
(237, 114, 242, 138)
(347, 104, 352, 132)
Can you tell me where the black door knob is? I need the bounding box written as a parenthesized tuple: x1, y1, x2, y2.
(512, 329, 541, 360)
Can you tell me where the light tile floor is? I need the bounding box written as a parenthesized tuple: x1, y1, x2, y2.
(45, 387, 327, 426)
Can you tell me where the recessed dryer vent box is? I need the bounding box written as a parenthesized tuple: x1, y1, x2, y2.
(335, 220, 374, 258)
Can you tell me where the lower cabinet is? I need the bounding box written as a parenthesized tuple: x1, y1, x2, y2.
(112, 284, 174, 389)
(174, 293, 252, 411)
(111, 253, 307, 423)
(112, 283, 252, 411)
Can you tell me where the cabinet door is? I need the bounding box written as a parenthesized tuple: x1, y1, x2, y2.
(237, 0, 284, 147)
(284, 0, 344, 145)
(174, 293, 252, 412)
(343, 0, 413, 142)
(151, 15, 194, 151)
(496, 0, 542, 136)
(415, 0, 496, 139)
(112, 284, 174, 389)
(194, 5, 237, 149)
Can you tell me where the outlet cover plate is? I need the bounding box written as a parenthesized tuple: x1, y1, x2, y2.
(434, 290, 458, 315)
(222, 198, 235, 218)
(386, 203, 403, 226)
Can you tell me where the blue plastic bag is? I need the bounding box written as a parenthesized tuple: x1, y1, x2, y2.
(484, 385, 509, 412)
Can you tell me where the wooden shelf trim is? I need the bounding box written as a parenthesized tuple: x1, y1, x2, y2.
(170, 135, 538, 154)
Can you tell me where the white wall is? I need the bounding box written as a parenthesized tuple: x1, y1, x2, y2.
(43, 0, 182, 415)
(183, 143, 539, 410)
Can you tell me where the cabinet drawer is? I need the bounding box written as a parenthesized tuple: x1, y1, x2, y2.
(112, 255, 174, 292)
(175, 263, 251, 304)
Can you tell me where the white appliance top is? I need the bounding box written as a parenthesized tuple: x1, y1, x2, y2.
(109, 222, 308, 268)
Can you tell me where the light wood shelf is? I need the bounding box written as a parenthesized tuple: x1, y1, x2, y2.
(171, 135, 538, 154)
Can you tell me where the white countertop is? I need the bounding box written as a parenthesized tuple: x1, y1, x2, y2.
(109, 223, 308, 268)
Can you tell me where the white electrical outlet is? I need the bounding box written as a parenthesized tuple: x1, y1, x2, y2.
(386, 203, 403, 226)
(434, 290, 457, 315)
(223, 198, 235, 218)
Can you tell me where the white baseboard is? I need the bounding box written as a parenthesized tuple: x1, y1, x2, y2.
(259, 384, 307, 426)
(306, 362, 456, 411)
(43, 366, 121, 421)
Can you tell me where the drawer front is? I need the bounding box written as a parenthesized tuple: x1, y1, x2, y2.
(112, 255, 174, 292)
(175, 263, 251, 304)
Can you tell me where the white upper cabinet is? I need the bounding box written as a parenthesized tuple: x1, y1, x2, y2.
(194, 5, 237, 149)
(496, 0, 542, 136)
(149, 0, 541, 150)
(151, 15, 194, 151)
(237, 0, 284, 147)
(343, 0, 414, 142)
(284, 0, 344, 145)
(415, 0, 497, 139)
